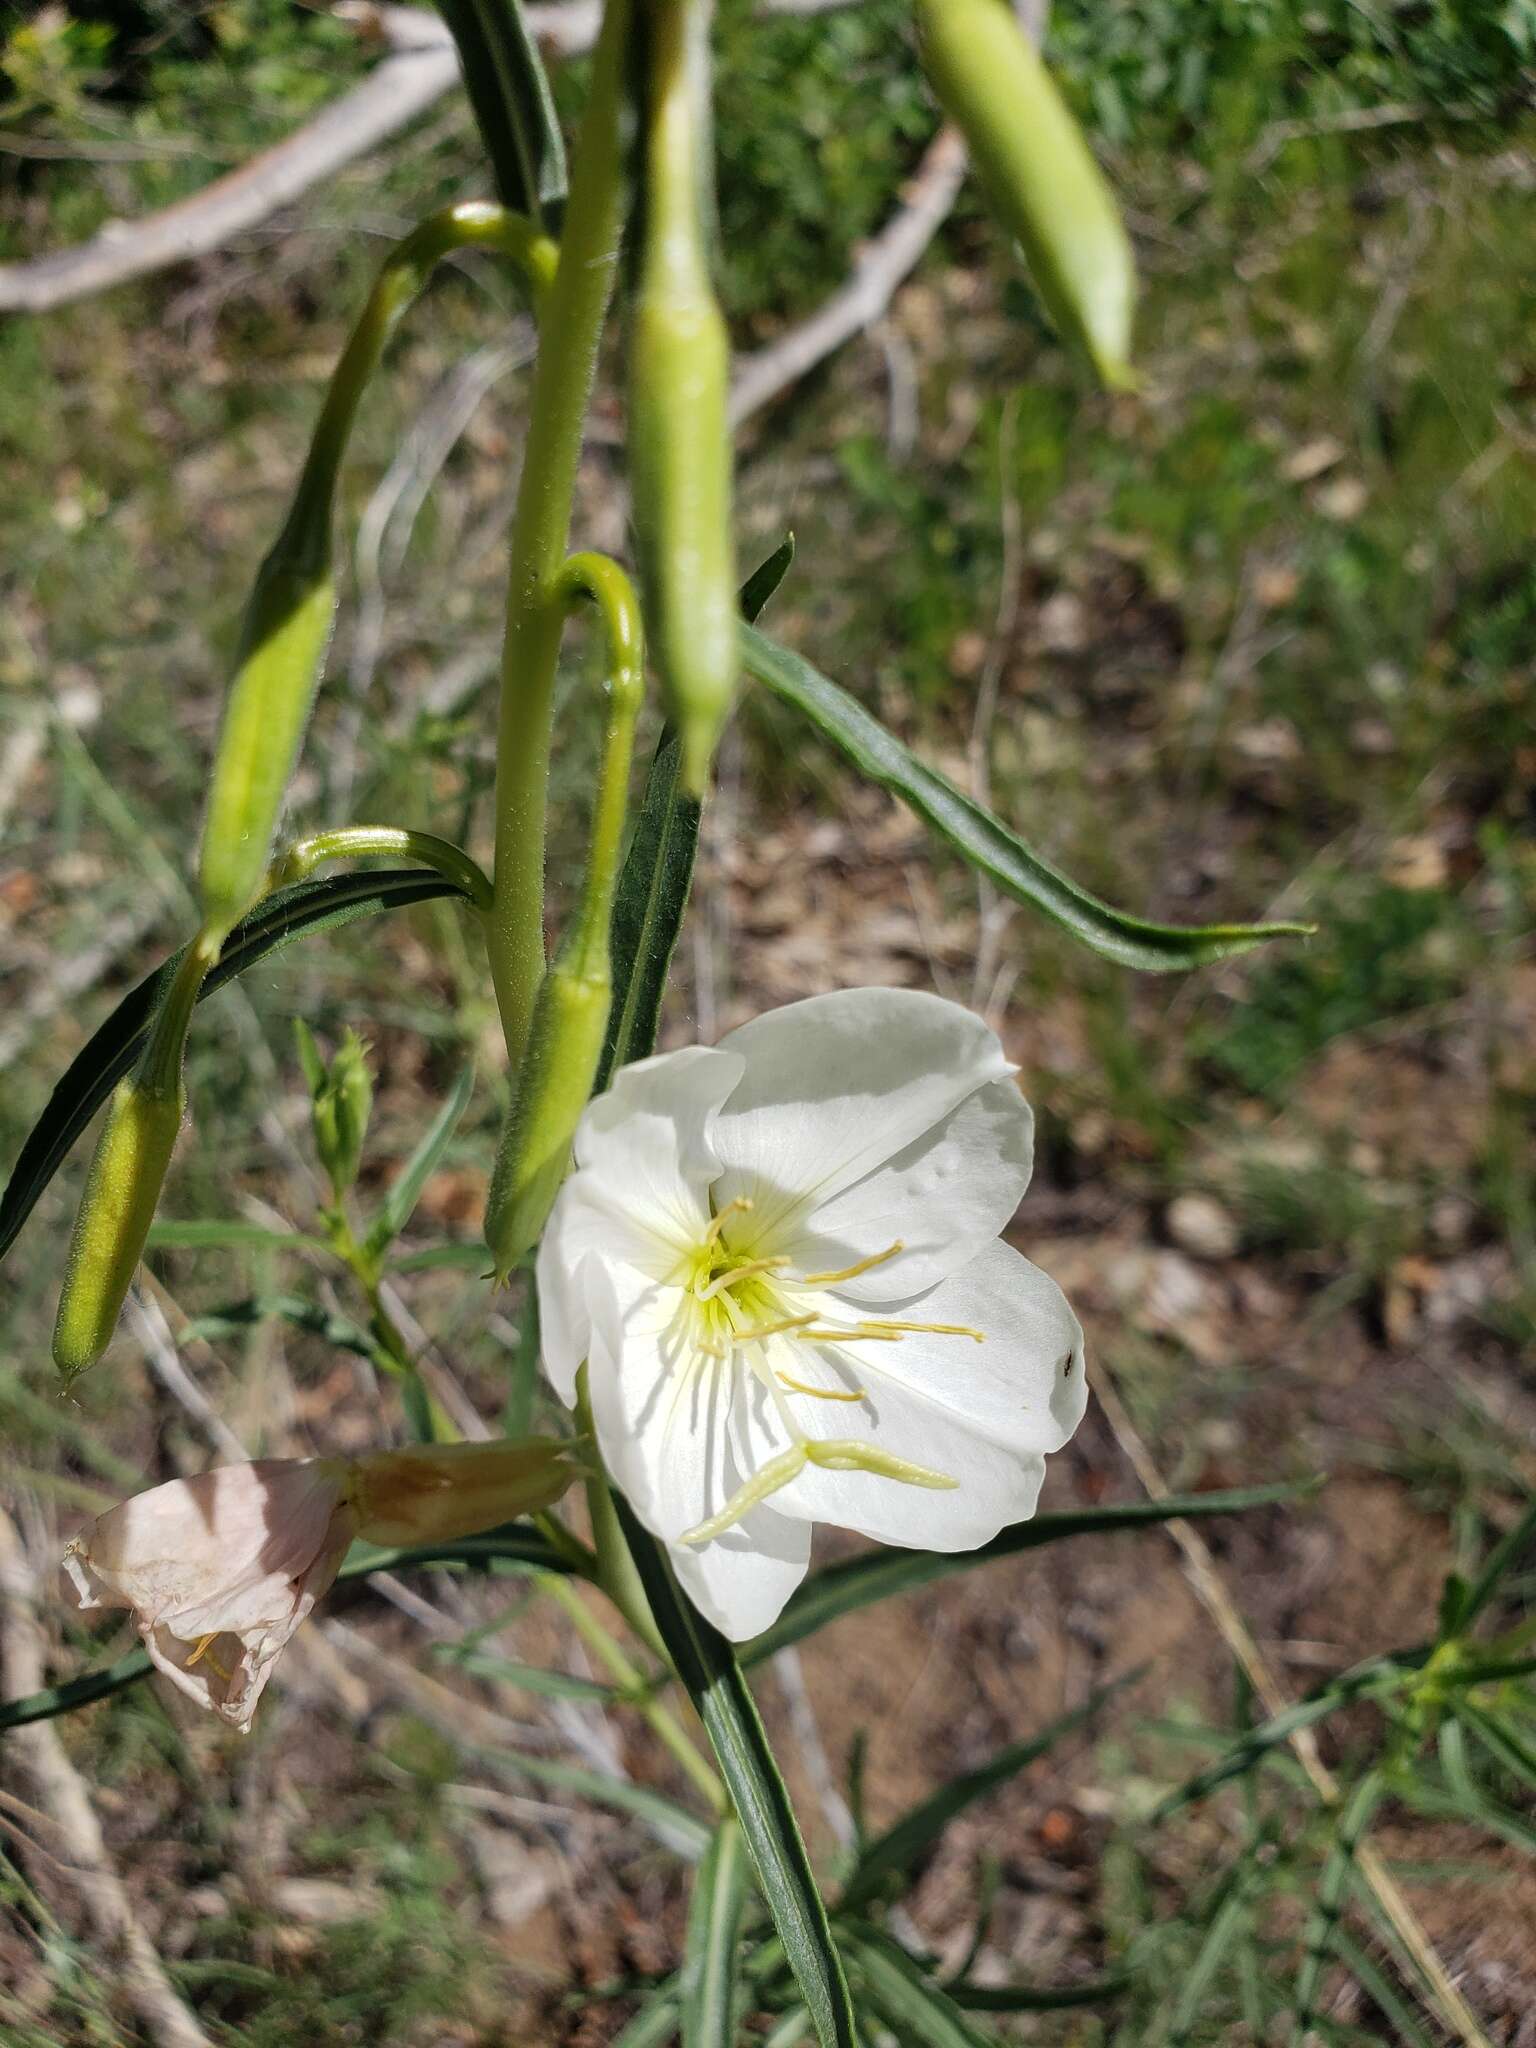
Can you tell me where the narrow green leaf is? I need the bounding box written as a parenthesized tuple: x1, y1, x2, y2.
(434, 1645, 620, 1704)
(146, 1219, 331, 1256)
(1454, 1697, 1536, 1792)
(0, 870, 467, 1267)
(681, 1818, 750, 2048)
(614, 1499, 858, 2048)
(738, 534, 795, 623)
(392, 1241, 495, 1274)
(1328, 1930, 1438, 2048)
(843, 1926, 999, 2048)
(950, 1976, 1130, 2013)
(483, 1744, 711, 1858)
(612, 1997, 683, 2048)
(0, 1522, 576, 1734)
(179, 1293, 377, 1358)
(742, 623, 1312, 972)
(1295, 1770, 1387, 2033)
(1167, 1862, 1252, 2045)
(746, 1484, 1307, 1664)
(1457, 1491, 1536, 1630)
(762, 2012, 812, 2048)
(841, 1677, 1127, 1912)
(365, 1062, 476, 1255)
(1152, 1654, 1421, 1819)
(436, 0, 567, 226)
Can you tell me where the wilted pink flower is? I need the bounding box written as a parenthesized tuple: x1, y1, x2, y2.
(64, 1458, 352, 1730)
(64, 1440, 579, 1730)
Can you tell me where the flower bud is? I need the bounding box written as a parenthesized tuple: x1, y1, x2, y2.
(299, 1022, 374, 1200)
(628, 0, 738, 795)
(349, 1437, 582, 1546)
(914, 0, 1136, 390)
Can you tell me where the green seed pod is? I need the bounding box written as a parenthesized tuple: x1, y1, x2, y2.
(485, 963, 613, 1280)
(628, 0, 737, 796)
(53, 1078, 184, 1385)
(913, 0, 1136, 390)
(53, 944, 208, 1383)
(197, 556, 336, 942)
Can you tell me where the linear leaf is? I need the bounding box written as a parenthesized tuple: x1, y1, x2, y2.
(682, 1819, 750, 2048)
(1167, 1861, 1252, 2045)
(950, 1976, 1129, 2013)
(1329, 1930, 1438, 2048)
(146, 1219, 331, 1256)
(179, 1293, 377, 1358)
(1454, 1698, 1536, 1792)
(843, 1926, 998, 2048)
(483, 1744, 710, 1859)
(612, 1997, 683, 2048)
(841, 1677, 1127, 1912)
(434, 1645, 620, 1704)
(614, 1499, 858, 2048)
(436, 0, 567, 226)
(0, 869, 467, 1266)
(599, 544, 790, 1086)
(742, 623, 1312, 972)
(0, 1521, 575, 1733)
(1295, 1769, 1387, 2033)
(746, 1484, 1305, 1664)
(365, 1061, 476, 1255)
(1152, 1654, 1421, 1819)
(1458, 1492, 1536, 1630)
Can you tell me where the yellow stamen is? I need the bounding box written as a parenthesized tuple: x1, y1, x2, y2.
(702, 1196, 753, 1249)
(793, 1317, 983, 1345)
(728, 1312, 817, 1345)
(805, 1439, 956, 1490)
(798, 1240, 904, 1286)
(183, 1633, 234, 1681)
(697, 1255, 789, 1301)
(863, 1318, 985, 1343)
(681, 1444, 808, 1543)
(777, 1371, 866, 1403)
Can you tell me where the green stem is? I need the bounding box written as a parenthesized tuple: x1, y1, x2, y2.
(487, 0, 635, 1067)
(575, 1372, 667, 1663)
(538, 1571, 726, 1813)
(269, 825, 493, 913)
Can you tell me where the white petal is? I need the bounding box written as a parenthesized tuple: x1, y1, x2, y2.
(787, 1076, 1034, 1301)
(709, 989, 1013, 1242)
(539, 1046, 743, 1398)
(773, 1240, 1086, 1549)
(583, 1262, 810, 1640)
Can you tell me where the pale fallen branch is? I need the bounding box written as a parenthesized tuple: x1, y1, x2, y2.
(0, 1505, 212, 2048)
(0, 0, 857, 315)
(728, 126, 969, 427)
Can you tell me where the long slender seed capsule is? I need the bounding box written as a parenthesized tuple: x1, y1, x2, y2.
(627, 0, 737, 796)
(197, 204, 558, 944)
(912, 0, 1136, 390)
(52, 942, 211, 1382)
(485, 556, 645, 1278)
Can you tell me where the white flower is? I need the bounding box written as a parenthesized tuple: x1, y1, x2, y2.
(63, 1459, 354, 1730)
(538, 987, 1087, 1641)
(63, 1441, 579, 1729)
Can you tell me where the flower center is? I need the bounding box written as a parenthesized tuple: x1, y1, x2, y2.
(668, 1197, 987, 1545)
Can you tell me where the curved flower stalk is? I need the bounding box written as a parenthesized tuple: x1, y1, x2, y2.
(538, 987, 1087, 1639)
(63, 1441, 579, 1729)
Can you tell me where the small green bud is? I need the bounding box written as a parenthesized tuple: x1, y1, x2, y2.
(53, 1076, 185, 1383)
(914, 0, 1136, 389)
(300, 1024, 374, 1201)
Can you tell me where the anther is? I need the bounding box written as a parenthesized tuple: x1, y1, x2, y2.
(702, 1196, 753, 1249)
(777, 1371, 866, 1404)
(798, 1240, 904, 1286)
